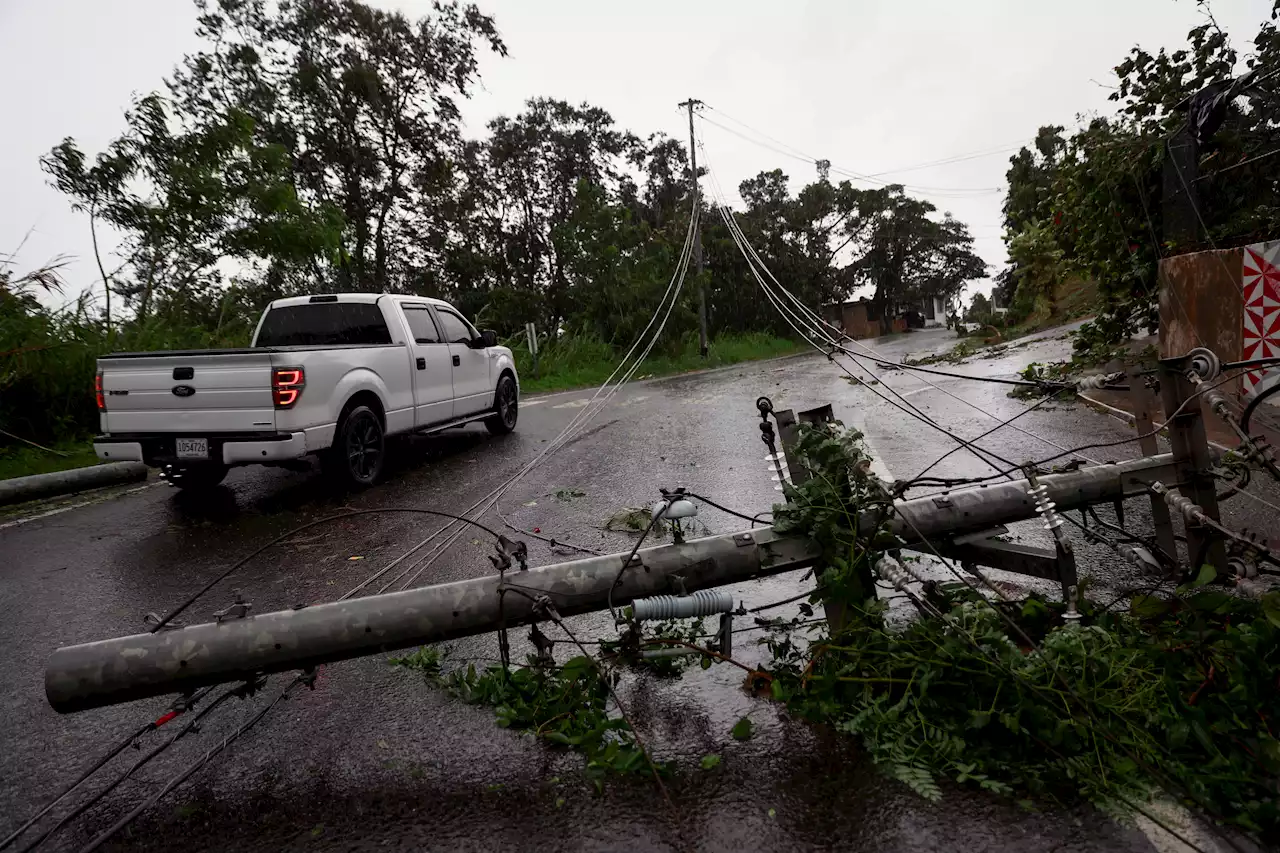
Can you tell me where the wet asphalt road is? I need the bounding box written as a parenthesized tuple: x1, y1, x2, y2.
(3, 326, 1276, 853)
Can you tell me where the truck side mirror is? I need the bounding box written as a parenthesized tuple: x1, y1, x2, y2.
(479, 330, 498, 347)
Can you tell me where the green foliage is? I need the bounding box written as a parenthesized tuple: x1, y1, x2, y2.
(0, 442, 100, 483)
(389, 646, 443, 679)
(445, 657, 654, 785)
(965, 292, 991, 322)
(772, 422, 891, 608)
(730, 717, 754, 741)
(1002, 8, 1280, 352)
(600, 618, 710, 677)
(512, 331, 806, 395)
(762, 420, 1280, 843)
(699, 754, 721, 770)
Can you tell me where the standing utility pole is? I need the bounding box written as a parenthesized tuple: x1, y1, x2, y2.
(679, 98, 709, 358)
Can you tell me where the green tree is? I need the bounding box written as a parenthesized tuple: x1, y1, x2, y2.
(166, 0, 507, 294)
(966, 291, 992, 321)
(851, 186, 985, 317)
(1002, 3, 1280, 348)
(42, 95, 343, 340)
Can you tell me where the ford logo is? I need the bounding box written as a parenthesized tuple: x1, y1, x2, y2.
(172, 385, 196, 397)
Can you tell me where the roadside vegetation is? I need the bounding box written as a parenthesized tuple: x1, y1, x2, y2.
(395, 422, 1280, 846)
(992, 8, 1278, 369)
(511, 331, 805, 394)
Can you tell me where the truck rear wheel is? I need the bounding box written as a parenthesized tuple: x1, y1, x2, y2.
(326, 404, 385, 487)
(484, 374, 518, 435)
(168, 463, 229, 490)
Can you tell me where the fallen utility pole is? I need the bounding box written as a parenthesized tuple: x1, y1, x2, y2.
(46, 453, 1175, 713)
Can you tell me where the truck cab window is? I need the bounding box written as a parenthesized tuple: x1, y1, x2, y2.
(256, 303, 392, 347)
(435, 309, 477, 345)
(403, 305, 442, 344)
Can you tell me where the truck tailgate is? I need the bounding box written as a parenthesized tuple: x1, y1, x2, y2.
(99, 351, 277, 434)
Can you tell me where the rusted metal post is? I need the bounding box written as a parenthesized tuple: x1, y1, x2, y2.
(1158, 359, 1228, 572)
(1128, 365, 1179, 565)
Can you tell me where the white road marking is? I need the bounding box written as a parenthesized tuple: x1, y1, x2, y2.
(0, 482, 161, 531)
(521, 398, 548, 407)
(1132, 800, 1228, 853)
(552, 398, 590, 409)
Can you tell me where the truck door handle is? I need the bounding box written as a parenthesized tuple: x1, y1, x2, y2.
(452, 354, 460, 367)
(416, 357, 426, 370)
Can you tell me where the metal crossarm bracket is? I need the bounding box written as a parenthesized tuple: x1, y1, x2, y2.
(919, 528, 1063, 582)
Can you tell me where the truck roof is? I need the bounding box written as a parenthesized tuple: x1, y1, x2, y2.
(267, 293, 453, 310)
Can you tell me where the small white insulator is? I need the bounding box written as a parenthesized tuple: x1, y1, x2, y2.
(1028, 483, 1065, 530)
(874, 555, 911, 592)
(1228, 556, 1258, 579)
(1162, 489, 1207, 525)
(1076, 373, 1120, 391)
(1117, 543, 1162, 573)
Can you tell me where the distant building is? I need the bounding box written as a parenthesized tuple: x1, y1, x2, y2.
(824, 298, 888, 339)
(918, 295, 949, 328)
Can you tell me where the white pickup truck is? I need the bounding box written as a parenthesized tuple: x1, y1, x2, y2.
(93, 293, 519, 489)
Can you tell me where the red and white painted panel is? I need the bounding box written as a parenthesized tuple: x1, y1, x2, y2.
(1242, 241, 1280, 397)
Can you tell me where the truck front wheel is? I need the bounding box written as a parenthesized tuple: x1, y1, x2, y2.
(326, 404, 385, 487)
(484, 374, 518, 435)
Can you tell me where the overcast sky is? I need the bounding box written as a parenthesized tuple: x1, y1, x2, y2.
(1, 0, 1272, 307)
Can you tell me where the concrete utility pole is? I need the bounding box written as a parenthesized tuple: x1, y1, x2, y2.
(679, 97, 709, 358)
(46, 453, 1177, 713)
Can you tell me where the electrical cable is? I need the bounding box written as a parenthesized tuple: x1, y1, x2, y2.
(19, 686, 240, 853)
(906, 369, 1252, 491)
(364, 201, 700, 596)
(0, 723, 152, 850)
(606, 509, 666, 624)
(149, 508, 505, 630)
(344, 202, 699, 597)
(1223, 356, 1280, 372)
(697, 111, 1003, 196)
(683, 492, 772, 525)
(76, 674, 310, 853)
(701, 159, 1061, 392)
(493, 502, 606, 556)
(909, 388, 1071, 484)
(696, 153, 1109, 479)
(717, 201, 1060, 487)
(0, 688, 216, 853)
(747, 588, 821, 614)
(1241, 382, 1280, 436)
(705, 189, 1023, 479)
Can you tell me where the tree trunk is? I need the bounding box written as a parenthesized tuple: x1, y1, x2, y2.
(88, 205, 111, 337)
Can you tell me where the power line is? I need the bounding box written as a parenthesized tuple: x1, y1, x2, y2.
(149, 508, 505, 631)
(703, 103, 1024, 183)
(711, 197, 1020, 477)
(697, 111, 1002, 196)
(703, 154, 1103, 472)
(336, 200, 701, 600)
(77, 675, 311, 853)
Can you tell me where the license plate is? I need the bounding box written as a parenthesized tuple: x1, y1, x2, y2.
(175, 437, 208, 459)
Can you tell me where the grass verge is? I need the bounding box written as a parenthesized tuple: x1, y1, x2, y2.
(513, 332, 807, 395)
(0, 440, 100, 481)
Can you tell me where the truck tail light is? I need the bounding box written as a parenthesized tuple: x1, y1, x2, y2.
(95, 371, 105, 411)
(272, 366, 305, 409)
